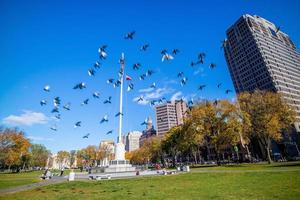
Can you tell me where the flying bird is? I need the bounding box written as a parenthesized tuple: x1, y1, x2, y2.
(88, 69, 96, 76)
(161, 49, 168, 55)
(73, 82, 86, 90)
(113, 80, 121, 88)
(81, 99, 89, 106)
(275, 26, 281, 33)
(139, 74, 146, 80)
(133, 63, 141, 70)
(172, 49, 179, 55)
(190, 61, 197, 67)
(180, 77, 188, 86)
(50, 125, 57, 131)
(83, 133, 90, 139)
(225, 89, 233, 94)
(106, 130, 113, 135)
(158, 98, 166, 104)
(93, 92, 100, 98)
(98, 45, 107, 59)
(140, 119, 147, 126)
(40, 100, 47, 106)
(51, 107, 59, 113)
(115, 112, 123, 117)
(126, 75, 132, 81)
(221, 39, 227, 50)
(146, 70, 154, 76)
(43, 85, 50, 92)
(53, 97, 61, 107)
(137, 96, 144, 102)
(198, 85, 206, 90)
(100, 115, 109, 123)
(209, 63, 217, 69)
(127, 83, 134, 91)
(107, 78, 114, 84)
(177, 72, 184, 78)
(150, 100, 157, 106)
(94, 61, 101, 69)
(198, 52, 206, 64)
(63, 103, 71, 110)
(74, 121, 82, 128)
(55, 114, 61, 120)
(188, 99, 194, 106)
(217, 83, 222, 88)
(104, 96, 112, 104)
(124, 31, 135, 39)
(140, 44, 149, 51)
(162, 53, 174, 62)
(150, 82, 156, 89)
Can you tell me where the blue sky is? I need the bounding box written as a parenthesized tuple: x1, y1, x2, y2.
(1, 0, 300, 153)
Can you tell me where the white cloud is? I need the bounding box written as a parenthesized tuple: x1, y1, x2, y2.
(193, 67, 206, 76)
(133, 87, 174, 106)
(138, 88, 154, 93)
(27, 136, 54, 142)
(2, 110, 49, 126)
(170, 91, 183, 102)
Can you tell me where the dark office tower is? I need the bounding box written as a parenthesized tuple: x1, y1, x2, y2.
(224, 14, 300, 132)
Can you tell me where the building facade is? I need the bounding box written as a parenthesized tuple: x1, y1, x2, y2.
(155, 100, 188, 136)
(224, 14, 300, 132)
(140, 117, 157, 146)
(125, 131, 142, 152)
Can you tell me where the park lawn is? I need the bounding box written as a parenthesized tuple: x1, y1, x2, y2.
(1, 171, 300, 200)
(0, 169, 75, 190)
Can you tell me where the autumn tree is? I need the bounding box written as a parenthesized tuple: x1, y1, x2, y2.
(56, 150, 70, 169)
(238, 90, 296, 163)
(30, 144, 50, 168)
(0, 128, 31, 171)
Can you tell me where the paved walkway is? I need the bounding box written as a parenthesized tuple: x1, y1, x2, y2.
(0, 177, 67, 196)
(191, 168, 300, 173)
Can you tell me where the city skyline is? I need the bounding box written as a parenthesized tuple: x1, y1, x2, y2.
(1, 0, 300, 153)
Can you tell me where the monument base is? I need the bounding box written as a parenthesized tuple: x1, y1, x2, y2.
(104, 160, 136, 173)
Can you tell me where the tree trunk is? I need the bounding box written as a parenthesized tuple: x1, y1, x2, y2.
(266, 140, 273, 164)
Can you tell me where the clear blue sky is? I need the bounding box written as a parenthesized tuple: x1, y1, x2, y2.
(1, 0, 299, 153)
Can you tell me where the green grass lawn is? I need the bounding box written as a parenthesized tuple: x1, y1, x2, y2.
(1, 162, 300, 200)
(0, 169, 76, 190)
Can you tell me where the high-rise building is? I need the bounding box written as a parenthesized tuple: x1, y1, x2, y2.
(224, 14, 300, 132)
(155, 100, 188, 136)
(125, 131, 142, 152)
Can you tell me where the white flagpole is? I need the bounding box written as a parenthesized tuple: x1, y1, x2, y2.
(118, 53, 124, 143)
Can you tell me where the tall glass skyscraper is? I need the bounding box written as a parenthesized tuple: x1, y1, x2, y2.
(224, 14, 300, 132)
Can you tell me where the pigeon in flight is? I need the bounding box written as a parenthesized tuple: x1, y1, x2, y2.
(53, 97, 61, 107)
(40, 100, 47, 106)
(83, 133, 90, 139)
(198, 53, 206, 64)
(188, 99, 194, 106)
(98, 45, 107, 60)
(100, 115, 109, 123)
(150, 82, 156, 89)
(104, 96, 112, 104)
(106, 130, 113, 135)
(177, 72, 184, 78)
(161, 49, 168, 55)
(133, 63, 141, 70)
(158, 98, 166, 104)
(124, 31, 135, 39)
(74, 121, 82, 128)
(209, 63, 217, 69)
(180, 77, 188, 86)
(107, 78, 114, 84)
(225, 89, 233, 94)
(150, 100, 157, 106)
(50, 125, 57, 131)
(172, 49, 179, 55)
(63, 103, 71, 110)
(115, 112, 123, 117)
(126, 75, 132, 81)
(139, 74, 146, 80)
(146, 70, 154, 77)
(51, 107, 59, 113)
(127, 83, 134, 92)
(221, 39, 227, 50)
(94, 61, 101, 69)
(81, 99, 89, 106)
(217, 83, 222, 88)
(140, 119, 147, 126)
(93, 92, 100, 98)
(275, 26, 281, 33)
(198, 85, 206, 90)
(137, 96, 144, 102)
(140, 44, 149, 51)
(113, 80, 121, 88)
(162, 53, 174, 62)
(213, 100, 220, 106)
(73, 82, 86, 90)
(43, 85, 50, 92)
(55, 114, 61, 120)
(88, 68, 96, 76)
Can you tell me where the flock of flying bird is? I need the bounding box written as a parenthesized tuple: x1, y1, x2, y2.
(39, 31, 232, 139)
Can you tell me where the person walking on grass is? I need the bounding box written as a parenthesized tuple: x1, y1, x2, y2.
(60, 167, 64, 176)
